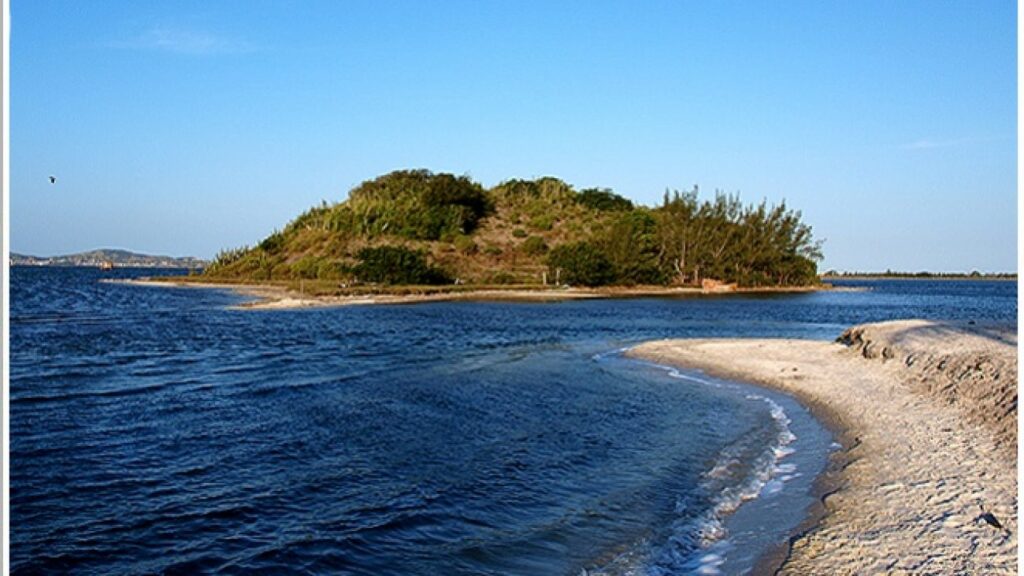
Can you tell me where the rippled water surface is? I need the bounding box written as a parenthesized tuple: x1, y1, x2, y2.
(10, 268, 1016, 574)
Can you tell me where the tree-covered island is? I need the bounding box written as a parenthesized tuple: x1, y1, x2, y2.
(201, 169, 823, 292)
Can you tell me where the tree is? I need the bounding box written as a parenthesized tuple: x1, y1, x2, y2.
(596, 210, 667, 285)
(353, 246, 451, 285)
(652, 188, 821, 287)
(655, 187, 700, 284)
(546, 242, 616, 286)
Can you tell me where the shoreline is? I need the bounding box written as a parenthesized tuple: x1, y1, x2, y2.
(751, 394, 853, 576)
(106, 277, 853, 310)
(629, 320, 1017, 574)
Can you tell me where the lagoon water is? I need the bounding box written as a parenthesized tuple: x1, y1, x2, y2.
(10, 268, 1017, 575)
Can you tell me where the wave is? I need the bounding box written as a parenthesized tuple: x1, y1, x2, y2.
(680, 393, 796, 573)
(593, 353, 801, 575)
(668, 371, 800, 575)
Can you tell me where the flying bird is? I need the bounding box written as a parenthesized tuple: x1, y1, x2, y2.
(49, 175, 56, 184)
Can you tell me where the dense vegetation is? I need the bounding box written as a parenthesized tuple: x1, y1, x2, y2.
(352, 246, 450, 285)
(205, 169, 823, 288)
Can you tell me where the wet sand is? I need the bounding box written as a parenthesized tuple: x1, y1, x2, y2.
(110, 278, 841, 309)
(630, 320, 1017, 574)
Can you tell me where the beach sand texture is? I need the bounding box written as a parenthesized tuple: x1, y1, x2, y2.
(631, 320, 1017, 575)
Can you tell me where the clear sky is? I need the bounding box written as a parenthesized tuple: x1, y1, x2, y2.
(11, 1, 1017, 272)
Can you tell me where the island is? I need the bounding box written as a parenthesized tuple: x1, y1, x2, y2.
(136, 169, 829, 308)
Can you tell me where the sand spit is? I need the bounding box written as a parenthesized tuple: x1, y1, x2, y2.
(630, 319, 1017, 575)
(108, 278, 845, 309)
(107, 279, 608, 308)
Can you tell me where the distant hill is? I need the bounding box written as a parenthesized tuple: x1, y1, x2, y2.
(11, 249, 207, 269)
(203, 169, 824, 288)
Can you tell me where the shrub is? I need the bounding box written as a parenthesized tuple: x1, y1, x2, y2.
(512, 228, 528, 238)
(208, 246, 249, 274)
(454, 234, 478, 254)
(528, 214, 555, 231)
(347, 170, 491, 240)
(488, 272, 517, 285)
(285, 204, 331, 233)
(490, 177, 575, 208)
(546, 242, 616, 286)
(352, 246, 450, 285)
(521, 235, 548, 256)
(259, 230, 286, 253)
(292, 255, 322, 279)
(290, 256, 344, 280)
(316, 260, 345, 280)
(241, 251, 275, 281)
(577, 188, 633, 211)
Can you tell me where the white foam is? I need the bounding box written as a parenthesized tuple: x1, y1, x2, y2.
(776, 462, 797, 474)
(762, 478, 785, 496)
(695, 552, 725, 574)
(690, 385, 802, 551)
(661, 366, 724, 388)
(774, 445, 796, 459)
(622, 359, 809, 573)
(590, 346, 634, 361)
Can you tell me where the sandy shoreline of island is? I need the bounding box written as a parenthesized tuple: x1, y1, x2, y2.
(629, 319, 1017, 574)
(106, 277, 855, 310)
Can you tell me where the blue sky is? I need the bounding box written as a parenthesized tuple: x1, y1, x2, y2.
(11, 1, 1017, 272)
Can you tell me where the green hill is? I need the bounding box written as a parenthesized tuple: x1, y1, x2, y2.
(204, 169, 822, 288)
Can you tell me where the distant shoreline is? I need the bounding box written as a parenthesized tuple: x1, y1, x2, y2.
(109, 276, 850, 310)
(10, 250, 206, 268)
(630, 320, 1017, 574)
(823, 274, 1017, 281)
(21, 264, 1016, 281)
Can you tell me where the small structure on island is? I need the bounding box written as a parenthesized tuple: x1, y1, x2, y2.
(99, 261, 115, 270)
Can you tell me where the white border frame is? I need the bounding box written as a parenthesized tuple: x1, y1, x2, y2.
(2, 0, 10, 571)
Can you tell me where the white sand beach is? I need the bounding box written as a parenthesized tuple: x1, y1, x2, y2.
(630, 320, 1017, 574)
(111, 277, 846, 310)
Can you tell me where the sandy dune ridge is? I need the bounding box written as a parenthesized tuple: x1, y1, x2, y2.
(630, 320, 1017, 575)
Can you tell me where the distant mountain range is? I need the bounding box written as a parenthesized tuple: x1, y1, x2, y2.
(11, 249, 207, 268)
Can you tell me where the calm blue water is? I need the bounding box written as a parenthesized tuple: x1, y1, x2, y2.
(10, 268, 1016, 575)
